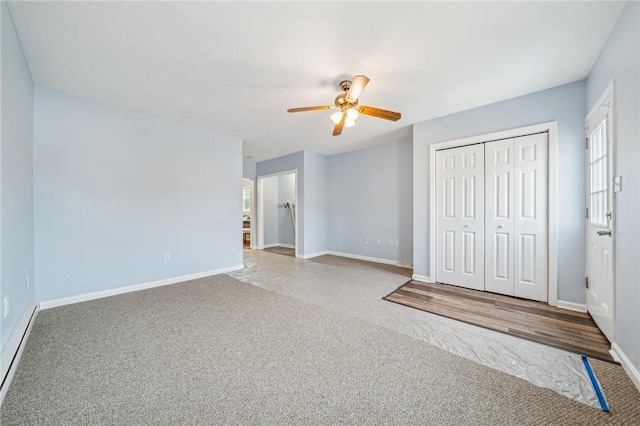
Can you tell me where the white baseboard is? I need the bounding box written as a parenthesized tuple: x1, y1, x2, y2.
(556, 300, 587, 313)
(327, 251, 411, 269)
(39, 265, 244, 310)
(299, 250, 329, 260)
(610, 342, 640, 392)
(412, 274, 433, 283)
(1, 302, 39, 407)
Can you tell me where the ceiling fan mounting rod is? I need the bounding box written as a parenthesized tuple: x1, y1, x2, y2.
(339, 80, 352, 92)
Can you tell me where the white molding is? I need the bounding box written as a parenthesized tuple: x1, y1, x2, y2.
(39, 265, 244, 310)
(299, 250, 329, 260)
(586, 81, 615, 121)
(556, 300, 587, 313)
(412, 274, 433, 283)
(547, 122, 559, 307)
(327, 251, 410, 268)
(610, 342, 640, 392)
(1, 302, 39, 407)
(428, 121, 559, 305)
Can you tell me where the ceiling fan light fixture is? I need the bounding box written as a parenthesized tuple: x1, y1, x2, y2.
(346, 108, 359, 121)
(331, 111, 343, 124)
(345, 117, 356, 128)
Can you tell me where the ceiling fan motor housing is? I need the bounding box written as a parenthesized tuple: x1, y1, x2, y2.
(334, 94, 358, 110)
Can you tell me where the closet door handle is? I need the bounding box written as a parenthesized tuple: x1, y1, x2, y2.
(497, 225, 504, 229)
(463, 224, 471, 228)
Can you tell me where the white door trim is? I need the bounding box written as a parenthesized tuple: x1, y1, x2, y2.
(256, 169, 299, 258)
(429, 121, 558, 306)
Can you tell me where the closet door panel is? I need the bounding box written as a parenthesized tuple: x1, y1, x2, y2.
(435, 144, 485, 290)
(514, 133, 548, 302)
(485, 139, 515, 296)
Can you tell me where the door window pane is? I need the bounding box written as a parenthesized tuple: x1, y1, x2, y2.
(589, 119, 607, 226)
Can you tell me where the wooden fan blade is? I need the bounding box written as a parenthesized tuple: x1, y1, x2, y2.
(332, 113, 346, 136)
(358, 105, 401, 121)
(346, 75, 369, 102)
(287, 106, 332, 113)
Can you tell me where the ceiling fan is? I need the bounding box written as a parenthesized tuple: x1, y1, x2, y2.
(287, 75, 401, 136)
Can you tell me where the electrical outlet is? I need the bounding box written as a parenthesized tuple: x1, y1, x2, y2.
(395, 240, 399, 247)
(163, 253, 171, 262)
(388, 240, 394, 247)
(26, 275, 29, 289)
(363, 238, 369, 244)
(377, 239, 381, 245)
(3, 297, 9, 318)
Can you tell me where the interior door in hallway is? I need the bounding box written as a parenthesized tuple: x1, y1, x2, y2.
(435, 144, 485, 290)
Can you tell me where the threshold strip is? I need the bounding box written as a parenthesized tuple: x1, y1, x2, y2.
(582, 355, 610, 412)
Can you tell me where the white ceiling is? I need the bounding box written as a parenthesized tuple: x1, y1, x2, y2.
(8, 1, 626, 162)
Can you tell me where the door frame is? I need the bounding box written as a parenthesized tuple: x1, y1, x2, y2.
(427, 121, 559, 306)
(584, 81, 615, 340)
(256, 169, 299, 258)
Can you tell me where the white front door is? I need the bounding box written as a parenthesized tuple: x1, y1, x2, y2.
(435, 144, 485, 290)
(485, 134, 548, 301)
(586, 95, 614, 341)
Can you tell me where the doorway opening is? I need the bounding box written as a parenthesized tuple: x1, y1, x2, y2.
(257, 170, 298, 257)
(242, 179, 253, 249)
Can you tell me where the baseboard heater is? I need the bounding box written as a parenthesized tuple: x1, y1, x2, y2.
(0, 304, 38, 397)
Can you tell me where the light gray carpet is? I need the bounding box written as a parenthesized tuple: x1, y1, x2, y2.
(2, 275, 638, 425)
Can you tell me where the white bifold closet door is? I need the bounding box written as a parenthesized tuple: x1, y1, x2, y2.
(485, 133, 548, 302)
(435, 144, 485, 290)
(436, 133, 548, 302)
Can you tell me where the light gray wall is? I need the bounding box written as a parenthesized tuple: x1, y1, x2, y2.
(327, 139, 412, 263)
(278, 174, 295, 246)
(0, 0, 35, 354)
(262, 176, 279, 246)
(243, 159, 256, 180)
(34, 88, 243, 302)
(586, 1, 640, 373)
(413, 81, 586, 302)
(303, 151, 328, 256)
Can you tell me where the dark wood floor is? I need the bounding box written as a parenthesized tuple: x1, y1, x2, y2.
(385, 280, 614, 362)
(263, 246, 295, 257)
